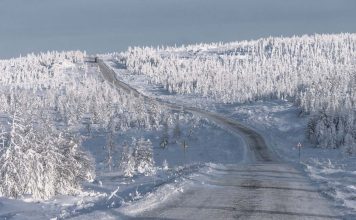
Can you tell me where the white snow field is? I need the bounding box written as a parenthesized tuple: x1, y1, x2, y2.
(0, 33, 355, 219)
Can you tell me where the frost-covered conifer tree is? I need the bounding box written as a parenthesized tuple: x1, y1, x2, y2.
(120, 142, 136, 177)
(105, 119, 117, 172)
(119, 138, 155, 177)
(132, 138, 155, 175)
(0, 112, 95, 199)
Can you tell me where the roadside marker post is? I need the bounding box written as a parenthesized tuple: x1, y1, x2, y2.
(296, 142, 302, 161)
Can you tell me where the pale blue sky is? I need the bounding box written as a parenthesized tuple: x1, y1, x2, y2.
(1, 0, 356, 58)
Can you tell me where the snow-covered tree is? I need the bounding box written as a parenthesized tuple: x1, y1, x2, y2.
(119, 138, 155, 177)
(132, 138, 155, 175)
(119, 142, 135, 177)
(0, 126, 7, 151)
(0, 113, 95, 199)
(105, 119, 117, 172)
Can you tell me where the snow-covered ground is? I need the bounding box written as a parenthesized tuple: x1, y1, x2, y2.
(103, 56, 356, 218)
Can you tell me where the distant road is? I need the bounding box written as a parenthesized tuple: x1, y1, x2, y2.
(96, 59, 340, 220)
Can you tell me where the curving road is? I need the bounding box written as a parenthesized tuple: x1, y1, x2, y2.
(97, 59, 274, 163)
(96, 59, 340, 220)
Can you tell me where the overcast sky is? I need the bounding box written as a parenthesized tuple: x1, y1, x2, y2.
(1, 0, 356, 58)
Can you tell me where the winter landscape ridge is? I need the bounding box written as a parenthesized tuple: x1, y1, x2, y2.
(0, 32, 355, 220)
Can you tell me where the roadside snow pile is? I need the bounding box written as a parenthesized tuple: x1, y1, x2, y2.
(304, 158, 356, 218)
(119, 178, 186, 215)
(116, 33, 356, 153)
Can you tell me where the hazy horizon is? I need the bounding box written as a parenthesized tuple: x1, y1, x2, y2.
(1, 0, 356, 59)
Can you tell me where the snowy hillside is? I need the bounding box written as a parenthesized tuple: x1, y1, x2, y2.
(116, 33, 356, 152)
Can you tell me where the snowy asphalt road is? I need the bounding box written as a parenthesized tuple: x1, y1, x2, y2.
(97, 60, 341, 219)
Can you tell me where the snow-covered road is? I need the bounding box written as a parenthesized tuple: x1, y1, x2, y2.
(126, 164, 339, 220)
(97, 60, 341, 219)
